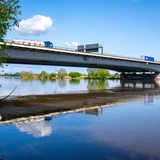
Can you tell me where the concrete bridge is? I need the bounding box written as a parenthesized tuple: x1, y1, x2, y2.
(1, 42, 160, 79)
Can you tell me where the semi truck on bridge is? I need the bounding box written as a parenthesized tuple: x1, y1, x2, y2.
(11, 39, 53, 48)
(141, 55, 155, 62)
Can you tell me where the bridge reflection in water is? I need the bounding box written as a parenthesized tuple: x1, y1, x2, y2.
(0, 80, 159, 125)
(120, 79, 159, 89)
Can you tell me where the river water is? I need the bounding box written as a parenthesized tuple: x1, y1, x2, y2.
(0, 77, 160, 160)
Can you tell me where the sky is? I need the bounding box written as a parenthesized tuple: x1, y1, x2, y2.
(3, 0, 160, 73)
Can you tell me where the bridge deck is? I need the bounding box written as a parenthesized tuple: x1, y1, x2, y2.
(1, 42, 160, 73)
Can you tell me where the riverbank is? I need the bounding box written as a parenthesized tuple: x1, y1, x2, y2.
(0, 87, 159, 122)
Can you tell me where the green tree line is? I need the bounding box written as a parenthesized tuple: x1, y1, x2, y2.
(1, 68, 120, 80)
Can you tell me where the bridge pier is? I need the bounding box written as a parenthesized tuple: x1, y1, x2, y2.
(120, 72, 160, 80)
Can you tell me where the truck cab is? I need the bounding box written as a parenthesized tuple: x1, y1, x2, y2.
(44, 41, 53, 48)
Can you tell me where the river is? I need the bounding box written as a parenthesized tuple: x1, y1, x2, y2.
(0, 77, 160, 160)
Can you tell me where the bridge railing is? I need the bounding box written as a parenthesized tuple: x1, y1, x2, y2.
(80, 50, 160, 63)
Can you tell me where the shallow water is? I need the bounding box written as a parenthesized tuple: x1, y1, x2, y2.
(0, 77, 160, 160)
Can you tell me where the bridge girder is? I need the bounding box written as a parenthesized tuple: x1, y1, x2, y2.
(2, 43, 160, 74)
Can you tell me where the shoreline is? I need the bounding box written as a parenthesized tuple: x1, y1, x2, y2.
(0, 88, 159, 122)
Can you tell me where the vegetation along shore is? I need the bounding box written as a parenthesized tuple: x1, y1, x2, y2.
(0, 68, 120, 80)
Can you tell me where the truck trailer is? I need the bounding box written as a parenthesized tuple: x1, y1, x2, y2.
(141, 55, 154, 61)
(12, 39, 53, 48)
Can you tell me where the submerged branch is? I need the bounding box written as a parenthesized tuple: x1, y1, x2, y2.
(0, 85, 17, 101)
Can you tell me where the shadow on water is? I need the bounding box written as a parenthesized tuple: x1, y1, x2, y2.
(0, 79, 160, 123)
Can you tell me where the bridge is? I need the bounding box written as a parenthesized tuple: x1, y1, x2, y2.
(1, 42, 160, 79)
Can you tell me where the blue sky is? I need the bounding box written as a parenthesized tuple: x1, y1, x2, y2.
(4, 0, 160, 73)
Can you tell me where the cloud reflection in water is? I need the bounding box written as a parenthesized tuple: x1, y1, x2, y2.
(16, 119, 52, 138)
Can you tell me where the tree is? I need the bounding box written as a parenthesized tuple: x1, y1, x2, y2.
(57, 68, 67, 79)
(39, 71, 49, 80)
(87, 68, 99, 79)
(0, 0, 21, 101)
(69, 72, 82, 78)
(113, 73, 120, 79)
(96, 69, 112, 79)
(0, 0, 21, 41)
(20, 71, 34, 80)
(87, 68, 112, 79)
(49, 73, 57, 80)
(0, 0, 21, 65)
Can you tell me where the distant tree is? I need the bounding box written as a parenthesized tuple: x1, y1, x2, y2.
(57, 68, 67, 79)
(0, 0, 21, 65)
(113, 73, 120, 79)
(126, 72, 135, 74)
(69, 72, 82, 78)
(96, 69, 112, 79)
(4, 72, 20, 77)
(14, 72, 21, 77)
(49, 73, 57, 80)
(87, 68, 99, 79)
(20, 71, 33, 79)
(87, 68, 112, 79)
(39, 71, 49, 80)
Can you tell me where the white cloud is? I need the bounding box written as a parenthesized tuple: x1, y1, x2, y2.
(64, 41, 80, 48)
(15, 15, 53, 35)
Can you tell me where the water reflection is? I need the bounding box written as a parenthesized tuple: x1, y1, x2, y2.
(0, 79, 160, 122)
(0, 106, 105, 138)
(1, 77, 160, 98)
(57, 79, 66, 88)
(84, 108, 103, 116)
(120, 80, 159, 89)
(87, 79, 108, 91)
(1, 78, 160, 159)
(69, 79, 80, 85)
(15, 118, 52, 138)
(143, 93, 154, 104)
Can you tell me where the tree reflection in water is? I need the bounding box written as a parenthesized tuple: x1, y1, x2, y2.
(69, 79, 80, 85)
(87, 79, 108, 91)
(58, 79, 66, 88)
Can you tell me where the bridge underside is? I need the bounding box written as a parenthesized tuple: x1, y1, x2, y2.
(6, 58, 153, 73)
(7, 59, 160, 80)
